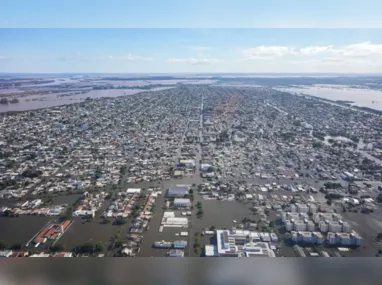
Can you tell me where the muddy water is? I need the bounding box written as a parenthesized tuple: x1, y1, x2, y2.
(0, 216, 54, 245)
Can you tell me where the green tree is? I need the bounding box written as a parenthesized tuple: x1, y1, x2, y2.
(50, 243, 65, 252)
(94, 242, 104, 252)
(269, 221, 275, 228)
(10, 243, 22, 250)
(0, 240, 6, 250)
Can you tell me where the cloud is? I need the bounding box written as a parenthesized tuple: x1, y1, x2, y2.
(242, 46, 295, 59)
(58, 54, 152, 62)
(241, 42, 382, 66)
(0, 56, 7, 60)
(299, 45, 333, 55)
(168, 57, 220, 65)
(83, 54, 152, 61)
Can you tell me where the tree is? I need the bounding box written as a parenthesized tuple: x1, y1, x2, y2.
(269, 221, 275, 228)
(327, 199, 332, 206)
(10, 243, 22, 250)
(94, 242, 104, 252)
(0, 240, 6, 250)
(209, 225, 216, 231)
(50, 244, 65, 252)
(377, 194, 382, 203)
(264, 209, 270, 216)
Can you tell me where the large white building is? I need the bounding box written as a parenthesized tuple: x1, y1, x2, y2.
(308, 204, 317, 214)
(293, 221, 307, 231)
(297, 203, 309, 214)
(216, 230, 276, 257)
(306, 221, 315, 232)
(329, 221, 342, 233)
(290, 231, 324, 245)
(281, 212, 309, 223)
(327, 232, 362, 246)
(173, 198, 191, 207)
(313, 213, 341, 224)
(319, 221, 329, 233)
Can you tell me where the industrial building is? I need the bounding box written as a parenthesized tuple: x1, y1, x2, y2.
(216, 230, 276, 257)
(173, 198, 191, 208)
(167, 249, 184, 257)
(173, 240, 188, 249)
(167, 185, 189, 198)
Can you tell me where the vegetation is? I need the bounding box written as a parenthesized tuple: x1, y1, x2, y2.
(113, 217, 127, 225)
(324, 182, 342, 189)
(377, 194, 382, 204)
(0, 240, 6, 250)
(50, 243, 65, 252)
(10, 243, 22, 250)
(74, 242, 104, 254)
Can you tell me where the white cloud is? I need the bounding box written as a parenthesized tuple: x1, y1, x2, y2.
(241, 42, 382, 65)
(168, 57, 220, 65)
(299, 45, 333, 55)
(0, 56, 7, 60)
(242, 46, 295, 59)
(83, 54, 152, 61)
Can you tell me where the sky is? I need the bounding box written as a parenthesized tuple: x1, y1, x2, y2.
(0, 0, 382, 73)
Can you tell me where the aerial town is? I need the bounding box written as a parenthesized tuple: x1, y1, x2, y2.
(1, 75, 382, 258)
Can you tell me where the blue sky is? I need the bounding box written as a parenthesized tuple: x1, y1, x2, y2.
(1, 29, 382, 73)
(1, 0, 382, 28)
(0, 1, 382, 73)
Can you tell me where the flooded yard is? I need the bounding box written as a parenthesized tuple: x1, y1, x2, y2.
(58, 218, 121, 251)
(0, 216, 53, 245)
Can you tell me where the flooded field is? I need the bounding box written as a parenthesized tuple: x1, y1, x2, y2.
(58, 218, 120, 251)
(51, 194, 82, 205)
(278, 85, 382, 111)
(0, 216, 53, 245)
(0, 87, 173, 113)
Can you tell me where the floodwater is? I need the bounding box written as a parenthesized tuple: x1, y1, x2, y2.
(58, 218, 120, 251)
(0, 87, 172, 113)
(0, 216, 53, 245)
(278, 85, 382, 111)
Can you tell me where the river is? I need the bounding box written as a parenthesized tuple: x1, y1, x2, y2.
(278, 85, 382, 111)
(0, 87, 173, 113)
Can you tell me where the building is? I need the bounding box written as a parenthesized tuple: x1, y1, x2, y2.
(173, 198, 191, 208)
(293, 220, 307, 231)
(313, 213, 341, 224)
(167, 185, 189, 198)
(0, 250, 13, 258)
(293, 245, 306, 257)
(319, 221, 329, 233)
(173, 240, 188, 249)
(297, 203, 309, 214)
(154, 241, 172, 248)
(216, 230, 275, 257)
(308, 204, 317, 214)
(340, 221, 351, 233)
(205, 245, 218, 257)
(329, 222, 342, 233)
(167, 249, 184, 257)
(291, 231, 324, 245)
(306, 221, 315, 232)
(281, 212, 309, 223)
(285, 221, 293, 231)
(327, 232, 362, 246)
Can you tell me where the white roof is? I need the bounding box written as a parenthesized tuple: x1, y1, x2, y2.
(126, 188, 141, 194)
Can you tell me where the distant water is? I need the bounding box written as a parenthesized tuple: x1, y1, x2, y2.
(278, 85, 382, 111)
(0, 87, 172, 113)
